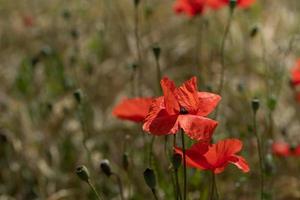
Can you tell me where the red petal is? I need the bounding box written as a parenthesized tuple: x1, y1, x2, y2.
(143, 97, 179, 135)
(196, 92, 221, 116)
(178, 115, 217, 141)
(229, 155, 250, 173)
(237, 0, 255, 8)
(203, 139, 246, 173)
(112, 97, 153, 122)
(272, 141, 290, 157)
(294, 145, 300, 156)
(206, 0, 227, 9)
(161, 77, 180, 114)
(174, 145, 211, 170)
(175, 77, 200, 114)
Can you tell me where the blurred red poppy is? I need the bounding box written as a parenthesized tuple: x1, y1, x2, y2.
(143, 76, 220, 141)
(175, 139, 250, 173)
(272, 141, 300, 157)
(291, 59, 300, 87)
(173, 0, 206, 17)
(206, 0, 255, 9)
(112, 97, 153, 123)
(22, 15, 34, 28)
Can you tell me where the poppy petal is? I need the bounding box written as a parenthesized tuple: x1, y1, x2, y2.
(272, 141, 290, 157)
(174, 146, 211, 170)
(196, 92, 221, 116)
(178, 115, 218, 141)
(237, 0, 255, 8)
(112, 97, 153, 122)
(229, 155, 250, 173)
(161, 77, 180, 114)
(175, 76, 200, 114)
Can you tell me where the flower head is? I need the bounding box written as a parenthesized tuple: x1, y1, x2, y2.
(173, 0, 206, 17)
(206, 0, 255, 10)
(291, 59, 300, 87)
(112, 97, 153, 123)
(175, 139, 250, 174)
(143, 77, 220, 141)
(272, 141, 300, 157)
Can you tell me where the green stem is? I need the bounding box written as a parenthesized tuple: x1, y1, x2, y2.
(181, 130, 187, 200)
(253, 111, 264, 199)
(114, 174, 125, 200)
(151, 189, 159, 200)
(87, 180, 104, 200)
(149, 136, 156, 167)
(155, 56, 162, 94)
(218, 8, 234, 95)
(134, 3, 142, 96)
(175, 169, 183, 200)
(209, 172, 219, 200)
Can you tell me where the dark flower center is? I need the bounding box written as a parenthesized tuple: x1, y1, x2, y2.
(179, 106, 188, 115)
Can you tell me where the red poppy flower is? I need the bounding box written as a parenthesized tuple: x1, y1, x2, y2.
(173, 0, 206, 17)
(291, 59, 300, 87)
(206, 0, 255, 10)
(272, 141, 300, 157)
(112, 97, 153, 123)
(175, 139, 250, 174)
(143, 77, 220, 141)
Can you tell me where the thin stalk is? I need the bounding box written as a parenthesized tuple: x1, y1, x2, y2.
(114, 174, 125, 200)
(151, 189, 159, 200)
(253, 111, 264, 199)
(87, 180, 104, 200)
(155, 56, 162, 94)
(175, 168, 183, 200)
(181, 130, 187, 200)
(149, 136, 156, 167)
(209, 172, 214, 200)
(134, 3, 142, 96)
(218, 8, 234, 95)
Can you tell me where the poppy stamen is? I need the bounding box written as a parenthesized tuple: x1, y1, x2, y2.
(180, 107, 188, 115)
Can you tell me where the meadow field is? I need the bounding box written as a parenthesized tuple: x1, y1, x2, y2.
(0, 0, 300, 199)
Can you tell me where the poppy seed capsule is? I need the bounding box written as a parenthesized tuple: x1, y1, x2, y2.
(100, 159, 112, 177)
(152, 46, 161, 60)
(250, 25, 259, 38)
(229, 0, 237, 10)
(143, 168, 156, 190)
(76, 165, 90, 182)
(251, 98, 260, 113)
(73, 89, 82, 103)
(172, 153, 182, 170)
(122, 153, 129, 171)
(134, 0, 140, 7)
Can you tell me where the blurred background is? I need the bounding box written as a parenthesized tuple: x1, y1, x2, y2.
(0, 0, 300, 199)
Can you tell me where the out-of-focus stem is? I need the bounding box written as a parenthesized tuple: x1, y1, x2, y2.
(181, 130, 187, 200)
(134, 3, 142, 96)
(253, 110, 264, 199)
(87, 180, 104, 200)
(114, 173, 125, 200)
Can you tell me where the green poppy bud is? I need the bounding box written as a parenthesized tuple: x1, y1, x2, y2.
(172, 153, 182, 170)
(122, 153, 129, 171)
(100, 159, 112, 177)
(76, 165, 90, 183)
(134, 0, 140, 7)
(152, 45, 161, 60)
(251, 98, 260, 113)
(143, 168, 156, 190)
(73, 89, 82, 104)
(267, 96, 277, 111)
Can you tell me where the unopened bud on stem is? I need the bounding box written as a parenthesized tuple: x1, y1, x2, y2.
(100, 159, 112, 177)
(76, 165, 90, 183)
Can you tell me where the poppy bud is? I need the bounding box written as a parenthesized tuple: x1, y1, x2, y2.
(143, 168, 156, 190)
(267, 96, 277, 111)
(134, 0, 140, 7)
(0, 132, 8, 144)
(250, 25, 259, 38)
(100, 159, 112, 177)
(251, 98, 260, 113)
(73, 89, 82, 104)
(62, 9, 71, 20)
(122, 152, 129, 171)
(152, 45, 161, 60)
(229, 0, 237, 10)
(172, 153, 182, 170)
(70, 28, 79, 40)
(76, 165, 90, 183)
